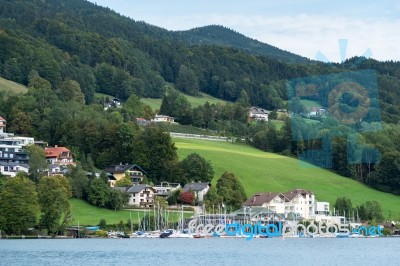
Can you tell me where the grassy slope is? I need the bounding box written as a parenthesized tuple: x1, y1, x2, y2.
(0, 77, 27, 94)
(174, 138, 400, 219)
(141, 92, 227, 111)
(70, 199, 191, 226)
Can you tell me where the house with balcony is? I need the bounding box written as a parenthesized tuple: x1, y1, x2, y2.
(243, 192, 287, 214)
(45, 146, 75, 166)
(244, 188, 321, 220)
(283, 189, 315, 220)
(0, 138, 30, 177)
(153, 181, 181, 197)
(114, 184, 156, 207)
(104, 164, 147, 187)
(0, 162, 29, 177)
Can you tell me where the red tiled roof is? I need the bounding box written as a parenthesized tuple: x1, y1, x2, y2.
(243, 192, 284, 206)
(44, 146, 71, 158)
(283, 188, 313, 201)
(0, 116, 5, 121)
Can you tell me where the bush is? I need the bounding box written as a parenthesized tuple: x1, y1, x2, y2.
(95, 230, 108, 238)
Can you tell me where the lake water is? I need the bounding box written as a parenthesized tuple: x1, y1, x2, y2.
(0, 238, 399, 266)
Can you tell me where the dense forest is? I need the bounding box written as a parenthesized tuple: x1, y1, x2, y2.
(1, 0, 400, 197)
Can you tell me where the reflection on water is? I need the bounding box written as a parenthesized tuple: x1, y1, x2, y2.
(0, 238, 399, 266)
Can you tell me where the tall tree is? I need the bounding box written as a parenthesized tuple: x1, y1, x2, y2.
(176, 65, 199, 96)
(180, 153, 214, 183)
(134, 126, 180, 184)
(0, 176, 39, 235)
(87, 178, 110, 208)
(333, 197, 353, 217)
(25, 144, 48, 182)
(58, 80, 85, 104)
(216, 172, 247, 210)
(37, 176, 72, 234)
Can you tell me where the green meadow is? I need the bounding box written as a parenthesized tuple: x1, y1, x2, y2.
(141, 92, 227, 111)
(174, 138, 400, 219)
(70, 199, 192, 226)
(0, 77, 27, 94)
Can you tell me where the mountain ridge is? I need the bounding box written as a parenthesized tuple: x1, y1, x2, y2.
(174, 25, 311, 63)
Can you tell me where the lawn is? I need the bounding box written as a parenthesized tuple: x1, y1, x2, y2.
(0, 77, 27, 94)
(141, 92, 227, 111)
(70, 199, 193, 226)
(301, 99, 322, 111)
(173, 138, 400, 219)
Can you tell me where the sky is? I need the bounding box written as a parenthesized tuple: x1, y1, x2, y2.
(88, 0, 400, 62)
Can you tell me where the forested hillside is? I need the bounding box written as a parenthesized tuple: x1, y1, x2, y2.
(174, 25, 310, 63)
(2, 0, 400, 197)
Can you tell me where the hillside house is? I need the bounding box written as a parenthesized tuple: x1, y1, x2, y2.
(0, 139, 29, 165)
(182, 182, 211, 203)
(45, 146, 75, 166)
(249, 107, 269, 121)
(153, 182, 181, 197)
(152, 114, 175, 123)
(104, 98, 122, 111)
(0, 162, 29, 177)
(104, 164, 147, 186)
(114, 184, 156, 207)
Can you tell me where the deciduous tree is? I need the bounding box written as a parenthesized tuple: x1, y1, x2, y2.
(0, 176, 39, 235)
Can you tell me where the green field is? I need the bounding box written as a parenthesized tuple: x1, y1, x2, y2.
(70, 199, 192, 226)
(173, 138, 400, 219)
(0, 77, 27, 94)
(301, 99, 321, 110)
(141, 92, 227, 111)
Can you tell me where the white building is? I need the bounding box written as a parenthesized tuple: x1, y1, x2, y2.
(152, 114, 175, 123)
(283, 189, 315, 220)
(154, 182, 181, 197)
(44, 146, 75, 166)
(4, 136, 34, 146)
(249, 107, 269, 121)
(0, 162, 29, 177)
(244, 188, 319, 220)
(182, 182, 210, 203)
(114, 184, 156, 207)
(243, 192, 287, 214)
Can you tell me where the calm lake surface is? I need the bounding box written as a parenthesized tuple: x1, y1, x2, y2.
(0, 238, 399, 266)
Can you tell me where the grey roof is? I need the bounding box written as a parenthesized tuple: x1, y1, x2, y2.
(126, 184, 155, 193)
(104, 164, 147, 174)
(250, 107, 269, 115)
(183, 182, 210, 192)
(111, 187, 127, 193)
(0, 161, 30, 168)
